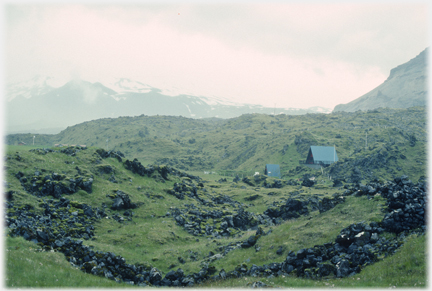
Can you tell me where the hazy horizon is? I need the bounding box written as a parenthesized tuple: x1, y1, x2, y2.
(5, 2, 428, 110)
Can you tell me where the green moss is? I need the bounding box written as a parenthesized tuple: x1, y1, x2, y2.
(70, 201, 83, 209)
(250, 215, 258, 226)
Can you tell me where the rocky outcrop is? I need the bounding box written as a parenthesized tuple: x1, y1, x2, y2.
(241, 227, 265, 248)
(124, 159, 157, 177)
(5, 174, 426, 286)
(214, 175, 426, 280)
(344, 175, 426, 234)
(327, 140, 425, 183)
(29, 148, 57, 155)
(60, 146, 88, 156)
(15, 170, 93, 197)
(124, 158, 201, 183)
(7, 197, 104, 242)
(107, 190, 138, 211)
(301, 179, 315, 187)
(318, 195, 345, 213)
(95, 148, 125, 162)
(238, 175, 297, 188)
(242, 177, 255, 186)
(334, 48, 427, 112)
(264, 198, 310, 220)
(154, 156, 214, 171)
(214, 222, 421, 280)
(27, 146, 87, 157)
(6, 198, 213, 287)
(167, 176, 347, 239)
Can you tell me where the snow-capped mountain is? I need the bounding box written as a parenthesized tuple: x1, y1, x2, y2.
(6, 75, 56, 101)
(5, 76, 331, 134)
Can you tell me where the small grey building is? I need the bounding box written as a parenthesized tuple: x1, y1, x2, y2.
(265, 164, 281, 178)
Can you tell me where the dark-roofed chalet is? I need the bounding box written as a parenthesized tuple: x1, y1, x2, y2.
(305, 146, 338, 168)
(265, 164, 281, 178)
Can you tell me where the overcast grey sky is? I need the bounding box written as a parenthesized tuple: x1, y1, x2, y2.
(4, 2, 429, 109)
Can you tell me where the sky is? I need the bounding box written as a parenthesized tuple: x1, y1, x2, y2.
(4, 1, 429, 109)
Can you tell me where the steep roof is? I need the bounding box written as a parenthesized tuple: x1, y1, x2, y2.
(310, 146, 338, 163)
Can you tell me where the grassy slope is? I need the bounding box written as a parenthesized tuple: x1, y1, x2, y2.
(5, 235, 134, 288)
(4, 142, 427, 288)
(5, 233, 426, 288)
(6, 107, 427, 183)
(209, 195, 386, 272)
(198, 233, 427, 288)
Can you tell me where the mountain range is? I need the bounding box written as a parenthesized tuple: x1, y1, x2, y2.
(6, 48, 427, 134)
(5, 77, 330, 134)
(333, 48, 428, 112)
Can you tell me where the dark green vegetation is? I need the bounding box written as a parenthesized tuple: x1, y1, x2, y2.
(4, 106, 427, 288)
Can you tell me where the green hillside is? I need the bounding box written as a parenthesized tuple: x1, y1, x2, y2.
(4, 109, 427, 289)
(6, 107, 427, 184)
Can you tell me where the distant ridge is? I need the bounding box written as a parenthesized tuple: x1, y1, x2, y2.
(333, 48, 428, 112)
(6, 77, 331, 134)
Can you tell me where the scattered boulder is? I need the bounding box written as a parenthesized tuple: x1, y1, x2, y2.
(253, 174, 267, 184)
(301, 179, 315, 187)
(242, 177, 255, 186)
(96, 149, 124, 162)
(5, 190, 14, 201)
(96, 164, 115, 174)
(241, 227, 264, 248)
(336, 259, 350, 278)
(318, 196, 345, 213)
(276, 246, 285, 255)
(108, 174, 118, 183)
(332, 179, 343, 187)
(109, 191, 137, 210)
(245, 194, 261, 201)
(250, 281, 268, 288)
(124, 159, 154, 177)
(60, 146, 86, 156)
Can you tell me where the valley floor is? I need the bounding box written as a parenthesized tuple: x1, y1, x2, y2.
(3, 145, 427, 288)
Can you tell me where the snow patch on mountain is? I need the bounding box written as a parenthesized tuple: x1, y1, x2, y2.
(6, 75, 58, 101)
(185, 104, 192, 114)
(104, 78, 153, 94)
(196, 95, 242, 106)
(159, 86, 188, 97)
